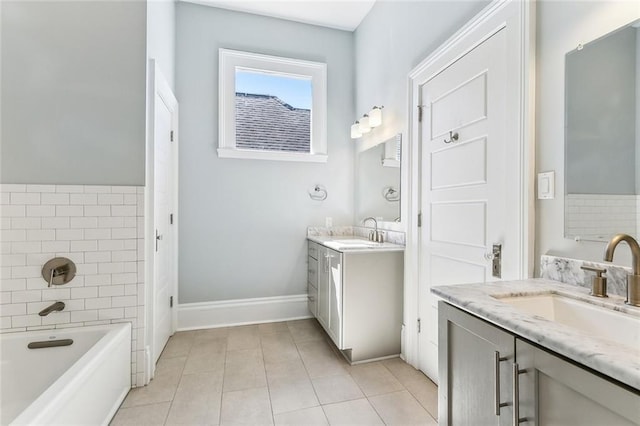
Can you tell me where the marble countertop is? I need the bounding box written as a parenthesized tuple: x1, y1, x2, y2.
(432, 279, 640, 390)
(307, 235, 405, 253)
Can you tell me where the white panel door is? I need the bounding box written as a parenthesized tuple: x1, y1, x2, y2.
(418, 28, 520, 382)
(152, 77, 177, 364)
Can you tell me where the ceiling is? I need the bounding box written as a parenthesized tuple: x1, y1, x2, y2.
(181, 0, 377, 31)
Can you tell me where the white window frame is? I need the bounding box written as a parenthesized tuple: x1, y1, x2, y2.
(218, 48, 327, 163)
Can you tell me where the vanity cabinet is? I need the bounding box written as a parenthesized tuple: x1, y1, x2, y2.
(307, 240, 404, 363)
(439, 302, 640, 425)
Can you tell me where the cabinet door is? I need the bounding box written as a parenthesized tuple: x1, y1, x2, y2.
(439, 302, 514, 426)
(316, 247, 330, 329)
(516, 339, 640, 426)
(327, 249, 343, 348)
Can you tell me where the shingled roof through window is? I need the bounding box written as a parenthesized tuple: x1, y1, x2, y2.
(235, 93, 311, 152)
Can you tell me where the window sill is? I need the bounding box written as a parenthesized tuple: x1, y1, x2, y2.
(217, 148, 327, 163)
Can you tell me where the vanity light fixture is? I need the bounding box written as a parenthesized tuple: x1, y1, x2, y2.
(351, 106, 384, 139)
(351, 121, 363, 139)
(369, 106, 383, 127)
(359, 114, 371, 133)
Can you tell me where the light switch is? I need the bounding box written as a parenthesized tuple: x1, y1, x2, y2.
(537, 171, 555, 199)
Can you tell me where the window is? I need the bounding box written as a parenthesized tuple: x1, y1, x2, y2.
(218, 49, 327, 162)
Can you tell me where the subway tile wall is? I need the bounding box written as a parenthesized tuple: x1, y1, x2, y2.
(0, 184, 146, 386)
(565, 193, 638, 240)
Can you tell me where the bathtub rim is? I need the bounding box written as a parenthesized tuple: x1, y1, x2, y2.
(8, 322, 132, 425)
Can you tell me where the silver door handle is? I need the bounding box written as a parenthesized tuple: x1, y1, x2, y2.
(494, 351, 508, 415)
(513, 363, 527, 424)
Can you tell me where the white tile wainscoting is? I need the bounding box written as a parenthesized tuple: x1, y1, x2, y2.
(565, 193, 639, 240)
(0, 184, 146, 386)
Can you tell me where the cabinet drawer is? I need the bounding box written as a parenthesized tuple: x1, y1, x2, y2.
(307, 283, 318, 317)
(308, 256, 318, 288)
(308, 241, 319, 260)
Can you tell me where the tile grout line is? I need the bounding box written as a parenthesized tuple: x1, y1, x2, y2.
(162, 335, 194, 425)
(380, 361, 439, 421)
(286, 321, 328, 423)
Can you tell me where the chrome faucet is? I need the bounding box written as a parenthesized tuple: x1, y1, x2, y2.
(39, 301, 65, 316)
(363, 217, 383, 243)
(603, 233, 640, 307)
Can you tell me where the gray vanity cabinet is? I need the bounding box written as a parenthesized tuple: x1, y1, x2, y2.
(440, 302, 640, 426)
(308, 240, 404, 363)
(438, 302, 514, 426)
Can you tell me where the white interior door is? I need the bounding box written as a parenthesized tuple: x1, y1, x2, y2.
(417, 28, 521, 382)
(152, 68, 178, 365)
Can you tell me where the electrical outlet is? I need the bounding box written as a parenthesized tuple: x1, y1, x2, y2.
(325, 217, 333, 227)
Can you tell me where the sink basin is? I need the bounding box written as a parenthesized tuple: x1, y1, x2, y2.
(496, 293, 640, 350)
(323, 239, 380, 249)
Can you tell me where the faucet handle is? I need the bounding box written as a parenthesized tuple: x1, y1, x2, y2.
(581, 265, 608, 298)
(580, 265, 606, 276)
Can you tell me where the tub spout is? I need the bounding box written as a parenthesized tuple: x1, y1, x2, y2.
(39, 301, 65, 316)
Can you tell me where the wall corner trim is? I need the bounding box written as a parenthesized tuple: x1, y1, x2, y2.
(176, 294, 312, 330)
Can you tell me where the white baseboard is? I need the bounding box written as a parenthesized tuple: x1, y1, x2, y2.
(177, 294, 312, 331)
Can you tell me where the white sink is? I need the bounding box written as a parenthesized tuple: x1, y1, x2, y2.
(496, 293, 640, 351)
(323, 239, 380, 249)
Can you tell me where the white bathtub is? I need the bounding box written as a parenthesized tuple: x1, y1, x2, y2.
(0, 323, 131, 425)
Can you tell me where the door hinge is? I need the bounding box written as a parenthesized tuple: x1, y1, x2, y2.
(170, 213, 174, 225)
(170, 296, 173, 308)
(417, 105, 423, 122)
(417, 318, 421, 333)
(170, 130, 174, 142)
(155, 229, 162, 252)
(418, 212, 422, 228)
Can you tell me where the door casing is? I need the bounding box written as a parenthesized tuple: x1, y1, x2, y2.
(144, 59, 179, 382)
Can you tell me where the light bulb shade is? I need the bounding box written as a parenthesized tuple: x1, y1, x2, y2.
(351, 122, 362, 139)
(359, 115, 371, 133)
(369, 106, 382, 127)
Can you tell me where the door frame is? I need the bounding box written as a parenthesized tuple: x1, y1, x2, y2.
(144, 59, 179, 382)
(403, 0, 536, 368)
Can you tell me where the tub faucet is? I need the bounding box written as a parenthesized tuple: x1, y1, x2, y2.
(603, 233, 640, 307)
(39, 301, 65, 316)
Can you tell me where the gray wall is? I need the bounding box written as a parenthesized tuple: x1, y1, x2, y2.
(565, 27, 636, 195)
(536, 0, 640, 268)
(0, 1, 147, 185)
(176, 3, 354, 303)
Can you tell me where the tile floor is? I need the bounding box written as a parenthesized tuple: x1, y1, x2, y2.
(111, 319, 438, 425)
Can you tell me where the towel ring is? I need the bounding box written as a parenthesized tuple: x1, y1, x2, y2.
(383, 186, 400, 202)
(309, 185, 328, 201)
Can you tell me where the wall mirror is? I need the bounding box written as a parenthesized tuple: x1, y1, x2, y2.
(355, 133, 401, 224)
(564, 19, 639, 242)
